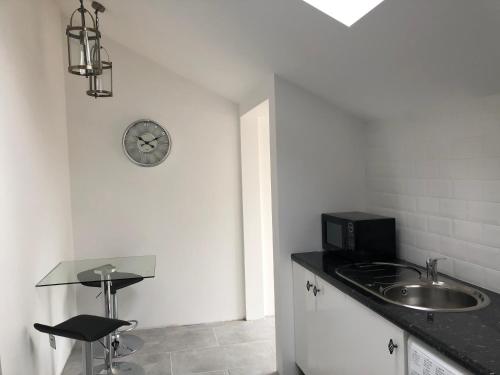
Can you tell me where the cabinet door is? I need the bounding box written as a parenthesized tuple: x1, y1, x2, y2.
(292, 263, 317, 374)
(314, 276, 406, 375)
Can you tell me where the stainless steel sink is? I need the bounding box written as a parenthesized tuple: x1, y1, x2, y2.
(335, 262, 490, 312)
(383, 282, 489, 312)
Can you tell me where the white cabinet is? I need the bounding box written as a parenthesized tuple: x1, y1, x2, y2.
(292, 262, 317, 374)
(293, 262, 406, 375)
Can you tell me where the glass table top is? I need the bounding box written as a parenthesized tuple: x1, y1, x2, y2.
(36, 255, 156, 287)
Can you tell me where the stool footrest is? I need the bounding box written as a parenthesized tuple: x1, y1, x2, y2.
(93, 333, 144, 359)
(119, 320, 138, 332)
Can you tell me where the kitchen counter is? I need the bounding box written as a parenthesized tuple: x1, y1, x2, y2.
(292, 251, 500, 375)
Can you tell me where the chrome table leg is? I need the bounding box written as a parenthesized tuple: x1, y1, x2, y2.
(102, 278, 114, 372)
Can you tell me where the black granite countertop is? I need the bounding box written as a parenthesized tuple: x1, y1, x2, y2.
(292, 251, 500, 375)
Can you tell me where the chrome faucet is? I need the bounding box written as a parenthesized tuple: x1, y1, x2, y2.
(426, 257, 446, 283)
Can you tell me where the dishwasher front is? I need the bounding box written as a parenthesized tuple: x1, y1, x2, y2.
(408, 336, 472, 375)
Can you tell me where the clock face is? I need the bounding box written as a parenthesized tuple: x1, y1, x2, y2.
(122, 120, 171, 167)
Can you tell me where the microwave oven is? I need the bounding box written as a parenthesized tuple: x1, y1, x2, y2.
(321, 212, 396, 261)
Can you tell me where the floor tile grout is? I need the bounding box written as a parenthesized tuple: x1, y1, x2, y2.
(134, 337, 275, 357)
(168, 339, 274, 355)
(213, 327, 220, 347)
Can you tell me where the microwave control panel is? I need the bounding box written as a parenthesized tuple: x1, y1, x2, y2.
(346, 222, 355, 250)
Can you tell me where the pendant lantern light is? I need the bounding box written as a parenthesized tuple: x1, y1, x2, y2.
(87, 47, 113, 98)
(66, 0, 102, 76)
(87, 2, 113, 98)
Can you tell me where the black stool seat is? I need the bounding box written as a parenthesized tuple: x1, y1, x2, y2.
(77, 270, 144, 294)
(34, 315, 130, 342)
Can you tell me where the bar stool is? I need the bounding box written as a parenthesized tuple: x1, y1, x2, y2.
(78, 269, 144, 358)
(34, 315, 131, 375)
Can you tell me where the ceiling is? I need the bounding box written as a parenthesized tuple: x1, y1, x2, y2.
(57, 0, 500, 121)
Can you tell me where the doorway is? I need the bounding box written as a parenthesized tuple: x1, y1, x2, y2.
(240, 99, 275, 320)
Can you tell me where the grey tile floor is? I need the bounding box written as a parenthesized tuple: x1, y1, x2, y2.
(62, 317, 276, 375)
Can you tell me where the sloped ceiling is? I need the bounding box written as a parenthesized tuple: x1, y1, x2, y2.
(57, 0, 500, 121)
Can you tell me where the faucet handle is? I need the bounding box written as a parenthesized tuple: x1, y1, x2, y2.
(426, 257, 446, 265)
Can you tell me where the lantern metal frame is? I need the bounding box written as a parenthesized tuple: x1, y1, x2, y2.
(66, 0, 102, 77)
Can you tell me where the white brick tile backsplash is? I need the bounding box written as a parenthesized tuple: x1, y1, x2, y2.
(453, 220, 481, 242)
(367, 120, 500, 292)
(426, 139, 451, 160)
(462, 243, 500, 271)
(478, 158, 500, 180)
(417, 197, 440, 214)
(481, 224, 500, 248)
(450, 136, 483, 159)
(482, 267, 500, 293)
(453, 180, 482, 200)
(398, 245, 428, 266)
(397, 195, 416, 211)
(467, 201, 500, 225)
(367, 178, 400, 194)
(393, 161, 413, 178)
(415, 231, 441, 252)
(373, 193, 398, 210)
(439, 159, 472, 179)
(482, 133, 500, 158)
(428, 216, 452, 236)
(427, 179, 453, 198)
(414, 161, 440, 179)
(482, 181, 500, 202)
(404, 213, 428, 231)
(399, 228, 417, 246)
(439, 237, 467, 260)
(439, 198, 467, 219)
(366, 162, 390, 177)
(406, 178, 427, 196)
(453, 259, 486, 286)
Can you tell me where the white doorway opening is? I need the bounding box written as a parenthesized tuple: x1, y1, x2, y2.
(240, 99, 274, 320)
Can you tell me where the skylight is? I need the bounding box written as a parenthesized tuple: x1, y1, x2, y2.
(302, 0, 385, 27)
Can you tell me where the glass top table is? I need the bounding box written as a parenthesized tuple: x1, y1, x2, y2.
(36, 255, 155, 374)
(36, 255, 156, 287)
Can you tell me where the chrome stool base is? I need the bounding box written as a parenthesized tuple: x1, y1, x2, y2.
(93, 333, 144, 359)
(94, 361, 145, 375)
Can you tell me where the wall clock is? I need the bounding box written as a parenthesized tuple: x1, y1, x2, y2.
(122, 119, 172, 167)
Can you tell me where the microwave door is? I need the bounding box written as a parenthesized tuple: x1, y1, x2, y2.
(326, 221, 344, 250)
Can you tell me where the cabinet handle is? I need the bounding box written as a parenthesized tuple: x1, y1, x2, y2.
(313, 285, 321, 296)
(306, 281, 313, 292)
(388, 339, 398, 355)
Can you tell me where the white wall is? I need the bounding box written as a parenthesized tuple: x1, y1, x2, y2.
(271, 77, 367, 375)
(240, 100, 274, 320)
(259, 110, 275, 317)
(0, 1, 76, 374)
(65, 38, 245, 328)
(366, 96, 500, 292)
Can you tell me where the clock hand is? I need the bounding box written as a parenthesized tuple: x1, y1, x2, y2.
(141, 136, 164, 146)
(152, 135, 164, 142)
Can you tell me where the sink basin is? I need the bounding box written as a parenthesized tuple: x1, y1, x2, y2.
(383, 282, 490, 312)
(335, 262, 490, 312)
